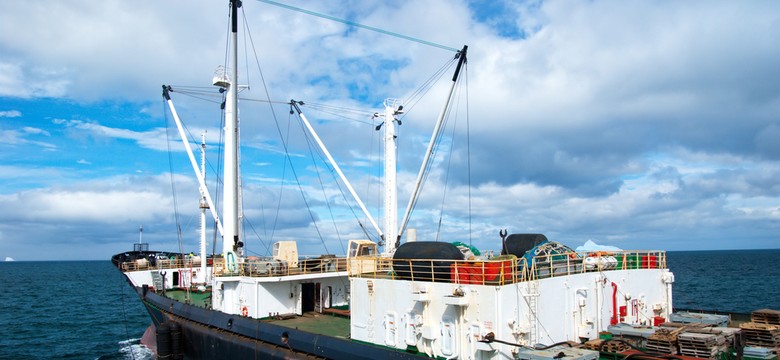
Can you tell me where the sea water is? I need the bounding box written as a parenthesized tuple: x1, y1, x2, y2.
(0, 261, 152, 360)
(667, 249, 780, 313)
(0, 249, 778, 359)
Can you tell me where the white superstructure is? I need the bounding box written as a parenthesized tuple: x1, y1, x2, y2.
(350, 249, 674, 359)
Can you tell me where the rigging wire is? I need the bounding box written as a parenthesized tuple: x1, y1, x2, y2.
(241, 3, 368, 257)
(165, 86, 226, 258)
(163, 101, 185, 251)
(405, 60, 470, 240)
(282, 121, 329, 254)
(162, 89, 235, 211)
(241, 9, 252, 92)
(255, 0, 460, 53)
(241, 2, 370, 256)
(300, 102, 376, 125)
(464, 65, 472, 246)
(268, 112, 293, 254)
(434, 72, 470, 243)
(297, 115, 340, 255)
(162, 97, 193, 300)
(165, 89, 223, 104)
(212, 89, 226, 258)
(302, 102, 375, 117)
(399, 58, 456, 120)
(294, 105, 382, 245)
(408, 94, 451, 226)
(435, 99, 461, 242)
(164, 1, 472, 257)
(372, 115, 382, 244)
(290, 107, 369, 292)
(290, 104, 381, 244)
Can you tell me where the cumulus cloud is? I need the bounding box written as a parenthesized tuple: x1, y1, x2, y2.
(1, 0, 780, 259)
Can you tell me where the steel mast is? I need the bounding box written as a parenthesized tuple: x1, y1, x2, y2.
(199, 132, 209, 282)
(382, 99, 402, 254)
(220, 0, 242, 266)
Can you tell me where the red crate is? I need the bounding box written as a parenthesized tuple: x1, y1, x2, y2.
(642, 255, 658, 269)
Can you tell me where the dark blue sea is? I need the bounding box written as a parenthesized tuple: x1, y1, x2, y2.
(666, 249, 780, 313)
(0, 261, 152, 360)
(0, 249, 778, 359)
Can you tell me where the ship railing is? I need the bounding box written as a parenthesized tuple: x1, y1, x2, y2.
(212, 257, 348, 277)
(121, 257, 203, 272)
(348, 250, 667, 285)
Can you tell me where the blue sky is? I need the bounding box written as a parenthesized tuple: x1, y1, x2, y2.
(1, 0, 779, 260)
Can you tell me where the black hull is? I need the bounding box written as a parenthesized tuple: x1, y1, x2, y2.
(134, 286, 424, 359)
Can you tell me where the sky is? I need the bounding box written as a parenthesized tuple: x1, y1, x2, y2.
(1, 0, 779, 261)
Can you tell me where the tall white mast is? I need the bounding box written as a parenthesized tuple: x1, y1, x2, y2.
(220, 0, 241, 263)
(199, 132, 209, 282)
(383, 99, 401, 254)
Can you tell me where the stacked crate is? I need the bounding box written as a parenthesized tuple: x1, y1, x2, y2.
(646, 328, 683, 355)
(677, 332, 727, 359)
(740, 322, 780, 348)
(740, 309, 780, 349)
(584, 339, 631, 353)
(752, 309, 780, 325)
(583, 339, 604, 351)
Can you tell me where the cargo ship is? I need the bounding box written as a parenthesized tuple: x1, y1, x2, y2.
(112, 1, 780, 359)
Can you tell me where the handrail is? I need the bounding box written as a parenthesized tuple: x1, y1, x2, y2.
(349, 250, 667, 285)
(121, 250, 667, 285)
(212, 257, 348, 277)
(121, 258, 203, 272)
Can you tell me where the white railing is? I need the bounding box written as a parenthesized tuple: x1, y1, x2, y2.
(213, 257, 347, 277)
(349, 250, 667, 285)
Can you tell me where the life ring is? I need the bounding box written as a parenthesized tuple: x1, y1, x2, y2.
(226, 251, 237, 272)
(241, 306, 249, 317)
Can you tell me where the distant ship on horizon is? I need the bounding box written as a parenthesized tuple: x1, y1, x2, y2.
(4, 257, 14, 262)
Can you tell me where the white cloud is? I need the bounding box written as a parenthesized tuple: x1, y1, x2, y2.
(8, 190, 169, 223)
(0, 175, 176, 223)
(0, 110, 21, 118)
(2, 0, 780, 259)
(53, 118, 222, 152)
(0, 127, 56, 149)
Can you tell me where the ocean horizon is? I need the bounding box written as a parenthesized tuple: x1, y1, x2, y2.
(4, 246, 780, 263)
(0, 248, 777, 359)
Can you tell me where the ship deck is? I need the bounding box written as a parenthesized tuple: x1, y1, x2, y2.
(161, 288, 351, 338)
(265, 311, 350, 338)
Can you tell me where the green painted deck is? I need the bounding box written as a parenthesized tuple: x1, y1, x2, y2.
(163, 288, 212, 308)
(264, 312, 350, 338)
(160, 288, 350, 338)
